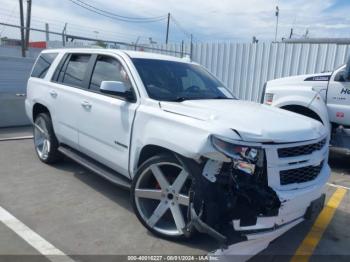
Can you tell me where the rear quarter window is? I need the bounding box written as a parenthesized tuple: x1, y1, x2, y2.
(31, 53, 58, 79)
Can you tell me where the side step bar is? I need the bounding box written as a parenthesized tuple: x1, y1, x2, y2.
(58, 146, 131, 190)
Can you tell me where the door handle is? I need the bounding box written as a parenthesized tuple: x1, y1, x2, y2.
(81, 100, 92, 109)
(49, 90, 57, 98)
(15, 93, 25, 97)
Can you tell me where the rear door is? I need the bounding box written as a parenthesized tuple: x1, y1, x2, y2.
(77, 54, 139, 177)
(327, 65, 350, 125)
(50, 53, 93, 149)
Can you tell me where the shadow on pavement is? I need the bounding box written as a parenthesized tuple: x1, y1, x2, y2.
(329, 148, 350, 174)
(50, 157, 217, 253)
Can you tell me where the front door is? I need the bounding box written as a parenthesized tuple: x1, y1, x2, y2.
(327, 65, 350, 126)
(77, 54, 138, 178)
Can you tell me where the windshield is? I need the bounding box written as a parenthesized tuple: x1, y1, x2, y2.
(132, 58, 235, 101)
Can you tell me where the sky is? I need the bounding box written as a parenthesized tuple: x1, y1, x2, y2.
(0, 0, 349, 45)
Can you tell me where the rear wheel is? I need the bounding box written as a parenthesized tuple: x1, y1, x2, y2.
(33, 113, 61, 164)
(131, 154, 192, 239)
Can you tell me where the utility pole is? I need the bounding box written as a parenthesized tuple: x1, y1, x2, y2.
(274, 6, 279, 42)
(165, 13, 170, 44)
(190, 34, 193, 60)
(93, 30, 99, 40)
(45, 23, 49, 43)
(134, 36, 140, 50)
(62, 23, 67, 47)
(18, 0, 25, 57)
(289, 28, 293, 39)
(25, 0, 32, 50)
(181, 40, 184, 57)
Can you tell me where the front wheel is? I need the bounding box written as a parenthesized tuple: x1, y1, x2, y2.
(131, 154, 192, 239)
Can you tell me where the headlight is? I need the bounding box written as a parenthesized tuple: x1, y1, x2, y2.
(211, 135, 264, 175)
(263, 93, 274, 105)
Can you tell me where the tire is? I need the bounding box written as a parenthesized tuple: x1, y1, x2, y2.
(131, 154, 193, 240)
(33, 113, 61, 164)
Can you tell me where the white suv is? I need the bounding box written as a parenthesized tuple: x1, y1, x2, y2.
(26, 49, 329, 248)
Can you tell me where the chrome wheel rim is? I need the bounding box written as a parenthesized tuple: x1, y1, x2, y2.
(135, 162, 191, 236)
(34, 117, 50, 160)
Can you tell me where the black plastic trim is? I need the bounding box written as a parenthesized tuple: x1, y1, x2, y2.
(58, 145, 131, 189)
(304, 75, 331, 81)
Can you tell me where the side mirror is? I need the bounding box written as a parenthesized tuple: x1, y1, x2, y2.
(100, 81, 134, 101)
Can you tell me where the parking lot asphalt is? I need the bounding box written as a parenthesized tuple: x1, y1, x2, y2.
(0, 128, 349, 261)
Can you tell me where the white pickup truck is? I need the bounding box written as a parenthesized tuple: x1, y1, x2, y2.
(26, 49, 329, 251)
(263, 56, 350, 151)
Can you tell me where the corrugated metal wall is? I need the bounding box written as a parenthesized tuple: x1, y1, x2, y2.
(0, 56, 35, 127)
(161, 42, 350, 102)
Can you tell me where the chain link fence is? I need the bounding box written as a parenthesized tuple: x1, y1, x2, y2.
(1, 22, 350, 126)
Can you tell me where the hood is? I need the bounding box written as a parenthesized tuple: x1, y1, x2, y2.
(160, 99, 326, 143)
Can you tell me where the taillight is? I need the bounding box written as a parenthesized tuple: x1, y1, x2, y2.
(264, 93, 274, 105)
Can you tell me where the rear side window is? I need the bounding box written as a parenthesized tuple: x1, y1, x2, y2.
(61, 54, 91, 88)
(31, 53, 58, 79)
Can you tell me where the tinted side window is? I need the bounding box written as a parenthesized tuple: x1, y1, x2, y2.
(62, 54, 91, 88)
(52, 54, 69, 82)
(89, 55, 131, 91)
(31, 53, 58, 79)
(335, 70, 350, 82)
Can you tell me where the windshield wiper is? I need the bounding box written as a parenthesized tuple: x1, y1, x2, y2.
(211, 96, 234, 100)
(172, 97, 191, 102)
(167, 96, 234, 102)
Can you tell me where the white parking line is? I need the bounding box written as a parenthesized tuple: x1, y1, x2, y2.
(0, 206, 74, 262)
(327, 182, 350, 191)
(0, 136, 33, 142)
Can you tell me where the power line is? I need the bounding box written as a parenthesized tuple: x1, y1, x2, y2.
(0, 5, 17, 35)
(73, 0, 166, 21)
(67, 0, 167, 23)
(170, 16, 192, 39)
(0, 22, 191, 56)
(0, 5, 191, 44)
(0, 8, 163, 43)
(60, 1, 193, 43)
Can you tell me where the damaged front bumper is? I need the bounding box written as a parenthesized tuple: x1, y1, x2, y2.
(186, 163, 328, 254)
(214, 192, 325, 259)
(233, 163, 329, 232)
(183, 135, 330, 253)
(213, 218, 304, 259)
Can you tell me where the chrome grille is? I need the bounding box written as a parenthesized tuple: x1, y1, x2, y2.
(280, 161, 324, 185)
(278, 138, 326, 158)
